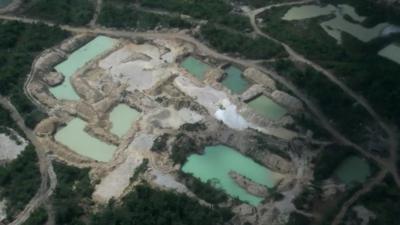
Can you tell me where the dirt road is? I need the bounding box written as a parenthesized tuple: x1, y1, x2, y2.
(0, 96, 57, 225)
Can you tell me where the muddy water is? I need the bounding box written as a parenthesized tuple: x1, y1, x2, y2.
(247, 95, 287, 120)
(378, 43, 400, 65)
(180, 56, 210, 80)
(334, 156, 371, 185)
(182, 145, 282, 206)
(55, 118, 116, 162)
(50, 36, 117, 100)
(221, 66, 250, 94)
(109, 104, 141, 137)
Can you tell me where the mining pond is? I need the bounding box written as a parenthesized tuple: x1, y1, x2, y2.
(334, 156, 371, 185)
(182, 145, 282, 205)
(221, 66, 250, 94)
(180, 56, 210, 80)
(109, 104, 141, 137)
(50, 36, 117, 100)
(247, 95, 287, 120)
(55, 118, 116, 162)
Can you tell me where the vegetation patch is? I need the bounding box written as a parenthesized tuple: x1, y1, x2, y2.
(99, 3, 192, 30)
(201, 24, 286, 59)
(22, 207, 48, 225)
(0, 21, 69, 128)
(260, 5, 400, 130)
(52, 162, 93, 225)
(20, 0, 94, 26)
(91, 184, 233, 225)
(0, 146, 40, 220)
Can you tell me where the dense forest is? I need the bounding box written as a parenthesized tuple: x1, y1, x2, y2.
(0, 21, 68, 128)
(98, 2, 191, 31)
(260, 4, 400, 130)
(0, 146, 40, 221)
(20, 0, 94, 25)
(91, 184, 232, 225)
(272, 60, 373, 143)
(51, 162, 93, 225)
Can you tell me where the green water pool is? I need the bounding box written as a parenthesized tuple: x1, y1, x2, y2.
(109, 104, 141, 137)
(50, 36, 117, 100)
(378, 43, 400, 65)
(334, 156, 371, 185)
(182, 145, 281, 205)
(180, 56, 210, 80)
(55, 118, 116, 162)
(247, 95, 287, 120)
(282, 4, 336, 21)
(221, 66, 250, 94)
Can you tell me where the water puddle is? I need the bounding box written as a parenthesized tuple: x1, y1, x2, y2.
(282, 4, 337, 21)
(282, 4, 391, 43)
(182, 145, 282, 205)
(180, 56, 210, 80)
(378, 43, 400, 65)
(55, 118, 116, 162)
(221, 66, 250, 94)
(334, 156, 371, 185)
(109, 104, 141, 137)
(0, 0, 11, 8)
(247, 95, 287, 120)
(50, 36, 117, 100)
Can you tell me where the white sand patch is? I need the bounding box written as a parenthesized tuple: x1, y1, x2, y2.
(0, 131, 28, 161)
(0, 200, 6, 222)
(151, 108, 204, 130)
(175, 76, 249, 130)
(215, 99, 249, 130)
(174, 76, 298, 139)
(99, 43, 180, 92)
(93, 133, 155, 203)
(150, 169, 191, 194)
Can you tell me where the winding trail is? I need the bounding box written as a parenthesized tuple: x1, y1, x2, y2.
(89, 0, 102, 27)
(247, 1, 400, 187)
(331, 169, 387, 225)
(0, 96, 57, 225)
(0, 6, 399, 224)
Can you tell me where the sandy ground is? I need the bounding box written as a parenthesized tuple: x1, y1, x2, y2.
(99, 41, 188, 92)
(0, 131, 28, 161)
(93, 133, 155, 203)
(144, 107, 204, 130)
(0, 200, 6, 222)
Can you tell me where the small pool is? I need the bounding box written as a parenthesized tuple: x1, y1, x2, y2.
(0, 0, 11, 8)
(109, 104, 141, 137)
(55, 118, 116, 162)
(221, 66, 250, 94)
(182, 145, 281, 206)
(378, 43, 400, 65)
(334, 156, 371, 185)
(180, 56, 210, 80)
(247, 95, 287, 120)
(50, 36, 117, 100)
(282, 4, 336, 21)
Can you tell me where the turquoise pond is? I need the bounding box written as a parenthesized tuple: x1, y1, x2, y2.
(109, 104, 141, 137)
(180, 56, 210, 80)
(334, 156, 371, 185)
(50, 36, 117, 100)
(182, 145, 282, 205)
(247, 95, 287, 120)
(55, 118, 116, 162)
(221, 66, 250, 94)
